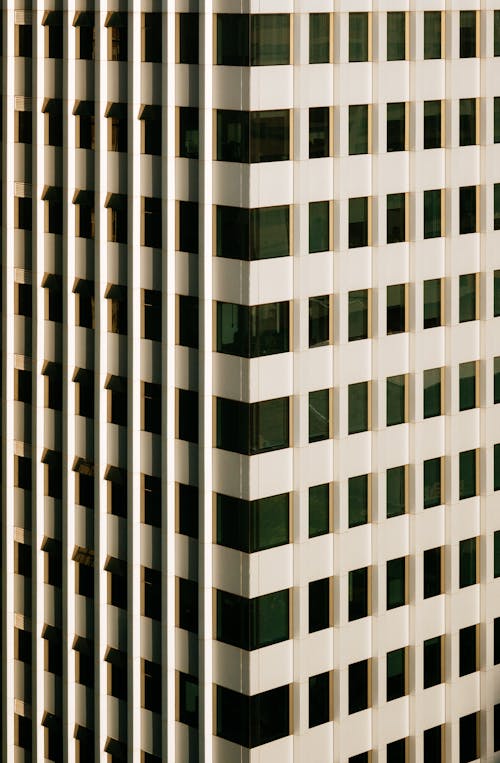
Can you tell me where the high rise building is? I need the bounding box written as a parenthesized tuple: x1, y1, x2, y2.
(2, 3, 500, 762)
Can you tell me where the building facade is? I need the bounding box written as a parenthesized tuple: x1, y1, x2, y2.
(2, 2, 500, 762)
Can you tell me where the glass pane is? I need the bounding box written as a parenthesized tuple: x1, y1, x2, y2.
(216, 398, 249, 453)
(251, 14, 290, 66)
(460, 186, 477, 234)
(309, 13, 330, 64)
(495, 532, 500, 578)
(349, 567, 368, 620)
(309, 672, 330, 728)
(217, 303, 249, 357)
(309, 201, 330, 253)
(459, 361, 476, 411)
(216, 206, 250, 260)
(217, 14, 249, 66)
(424, 279, 441, 328)
(460, 11, 476, 58)
(424, 12, 441, 59)
(495, 443, 500, 492)
(387, 193, 406, 244)
(495, 11, 500, 57)
(495, 98, 500, 144)
(349, 13, 369, 62)
(387, 102, 405, 152)
(250, 302, 289, 357)
(387, 557, 405, 609)
(424, 100, 441, 149)
(252, 493, 289, 551)
(424, 548, 441, 598)
(495, 271, 500, 317)
(216, 686, 249, 747)
(387, 12, 405, 61)
(387, 647, 405, 700)
(495, 357, 500, 404)
(250, 206, 289, 260)
(179, 14, 199, 64)
(424, 457, 441, 508)
(387, 284, 406, 334)
(309, 578, 330, 632)
(387, 465, 405, 518)
(424, 189, 441, 239)
(250, 685, 289, 747)
(250, 110, 289, 162)
(349, 197, 369, 248)
(309, 107, 330, 158)
(217, 110, 249, 162)
(423, 637, 441, 688)
(309, 483, 330, 538)
(217, 589, 249, 649)
(349, 105, 369, 155)
(424, 368, 441, 418)
(459, 98, 476, 146)
(250, 397, 289, 454)
(459, 538, 476, 587)
(309, 295, 330, 348)
(386, 374, 405, 426)
(309, 389, 330, 443)
(348, 474, 368, 528)
(459, 274, 476, 322)
(179, 107, 199, 159)
(251, 590, 289, 649)
(459, 449, 476, 500)
(348, 289, 369, 341)
(495, 184, 500, 231)
(349, 660, 368, 713)
(348, 382, 369, 434)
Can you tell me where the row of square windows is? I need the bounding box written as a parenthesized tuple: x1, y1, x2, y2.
(11, 11, 500, 66)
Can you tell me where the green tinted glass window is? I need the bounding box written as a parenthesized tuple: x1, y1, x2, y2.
(348, 473, 368, 528)
(386, 374, 406, 426)
(495, 184, 500, 231)
(423, 636, 442, 688)
(424, 12, 441, 59)
(349, 197, 369, 248)
(217, 110, 249, 162)
(309, 201, 330, 253)
(387, 647, 405, 701)
(387, 12, 405, 61)
(309, 578, 330, 632)
(216, 110, 290, 163)
(387, 284, 406, 334)
(424, 279, 441, 329)
(309, 295, 330, 348)
(309, 484, 330, 538)
(251, 14, 290, 66)
(309, 389, 330, 443)
(459, 98, 476, 146)
(387, 465, 406, 518)
(459, 361, 476, 411)
(217, 14, 249, 65)
(459, 274, 476, 323)
(309, 107, 330, 158)
(348, 289, 369, 341)
(495, 98, 500, 144)
(216, 205, 289, 261)
(216, 492, 289, 553)
(459, 449, 476, 500)
(309, 672, 330, 728)
(216, 397, 289, 454)
(179, 673, 199, 727)
(349, 13, 369, 62)
(348, 660, 369, 714)
(179, 107, 199, 158)
(387, 557, 406, 609)
(179, 14, 199, 64)
(387, 102, 405, 152)
(460, 186, 477, 234)
(217, 301, 289, 358)
(349, 105, 369, 155)
(460, 11, 476, 58)
(459, 537, 477, 587)
(424, 189, 441, 239)
(424, 548, 442, 599)
(495, 444, 500, 492)
(424, 100, 441, 149)
(495, 358, 500, 404)
(495, 271, 500, 317)
(309, 13, 330, 64)
(349, 567, 369, 621)
(348, 381, 369, 434)
(424, 457, 441, 509)
(387, 193, 406, 244)
(495, 11, 500, 57)
(424, 368, 441, 419)
(495, 532, 500, 578)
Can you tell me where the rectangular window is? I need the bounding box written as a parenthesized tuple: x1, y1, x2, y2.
(179, 673, 199, 728)
(216, 205, 289, 261)
(216, 588, 289, 650)
(216, 492, 289, 553)
(387, 102, 405, 152)
(424, 12, 442, 59)
(460, 186, 477, 234)
(495, 704, 500, 752)
(309, 578, 331, 633)
(459, 98, 476, 146)
(423, 636, 442, 688)
(386, 647, 406, 701)
(495, 98, 500, 143)
(348, 382, 369, 434)
(179, 107, 199, 159)
(495, 357, 500, 404)
(424, 368, 442, 419)
(424, 547, 442, 599)
(309, 389, 330, 443)
(215, 684, 290, 748)
(309, 13, 330, 64)
(424, 279, 442, 329)
(459, 625, 477, 676)
(387, 375, 406, 427)
(460, 11, 477, 58)
(424, 457, 442, 509)
(309, 295, 330, 348)
(217, 301, 289, 358)
(216, 14, 248, 65)
(387, 12, 405, 61)
(387, 284, 406, 334)
(424, 726, 442, 763)
(349, 567, 369, 621)
(459, 712, 479, 763)
(495, 184, 500, 231)
(142, 196, 162, 248)
(459, 538, 477, 588)
(348, 660, 369, 714)
(250, 15, 290, 66)
(495, 444, 500, 492)
(495, 531, 500, 578)
(309, 484, 330, 538)
(309, 201, 330, 253)
(348, 474, 369, 528)
(424, 101, 442, 150)
(387, 465, 406, 518)
(349, 197, 369, 248)
(217, 109, 290, 163)
(179, 14, 198, 64)
(387, 557, 406, 609)
(348, 289, 369, 341)
(459, 361, 476, 411)
(349, 13, 369, 62)
(177, 483, 197, 538)
(143, 289, 162, 342)
(424, 189, 442, 239)
(142, 12, 161, 62)
(178, 578, 198, 633)
(309, 672, 331, 728)
(216, 397, 289, 455)
(495, 271, 500, 317)
(387, 193, 406, 244)
(309, 107, 330, 158)
(349, 105, 369, 155)
(459, 449, 476, 500)
(495, 11, 500, 57)
(495, 618, 500, 664)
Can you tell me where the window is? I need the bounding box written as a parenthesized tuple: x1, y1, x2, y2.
(75, 101, 95, 150)
(107, 286, 127, 334)
(16, 197, 32, 230)
(387, 557, 406, 609)
(348, 473, 369, 528)
(387, 194, 406, 244)
(16, 24, 32, 57)
(349, 754, 370, 763)
(107, 376, 127, 426)
(216, 205, 289, 261)
(387, 647, 406, 701)
(309, 294, 330, 347)
(16, 457, 32, 491)
(496, 11, 500, 57)
(140, 105, 161, 155)
(424, 279, 441, 328)
(460, 186, 477, 234)
(349, 105, 369, 155)
(43, 189, 63, 234)
(15, 628, 31, 663)
(459, 712, 479, 763)
(44, 12, 63, 58)
(348, 382, 369, 434)
(309, 672, 331, 728)
(495, 444, 500, 493)
(349, 567, 369, 621)
(387, 12, 405, 61)
(424, 12, 442, 59)
(349, 197, 369, 248)
(143, 382, 161, 435)
(142, 12, 161, 62)
(179, 107, 199, 159)
(387, 465, 406, 518)
(424, 457, 442, 509)
(178, 201, 199, 254)
(309, 578, 331, 633)
(44, 100, 63, 146)
(217, 588, 289, 650)
(143, 660, 161, 714)
(459, 537, 477, 588)
(495, 271, 500, 317)
(217, 109, 290, 163)
(459, 361, 476, 411)
(387, 284, 406, 334)
(14, 541, 31, 575)
(143, 290, 161, 342)
(422, 637, 443, 694)
(386, 374, 406, 427)
(44, 363, 62, 410)
(216, 14, 290, 67)
(107, 12, 128, 61)
(309, 389, 330, 443)
(495, 704, 500, 752)
(142, 567, 161, 620)
(178, 673, 199, 728)
(178, 578, 198, 633)
(459, 98, 476, 146)
(348, 289, 369, 341)
(495, 531, 500, 578)
(178, 295, 198, 348)
(348, 660, 369, 714)
(106, 560, 127, 609)
(459, 625, 477, 676)
(309, 483, 330, 538)
(424, 547, 442, 599)
(178, 483, 198, 539)
(216, 492, 289, 553)
(215, 684, 290, 748)
(459, 449, 476, 500)
(309, 13, 330, 64)
(15, 369, 32, 404)
(424, 101, 442, 149)
(349, 13, 369, 62)
(424, 189, 442, 239)
(495, 618, 500, 664)
(179, 14, 198, 64)
(75, 12, 95, 60)
(495, 357, 500, 404)
(15, 111, 32, 144)
(178, 389, 198, 443)
(309, 200, 330, 253)
(142, 197, 162, 248)
(216, 397, 289, 455)
(387, 103, 405, 152)
(107, 195, 127, 244)
(309, 107, 330, 158)
(75, 192, 95, 239)
(387, 739, 407, 763)
(424, 726, 443, 763)
(424, 368, 442, 419)
(107, 104, 127, 152)
(217, 301, 289, 357)
(460, 11, 476, 58)
(494, 184, 500, 232)
(495, 99, 500, 144)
